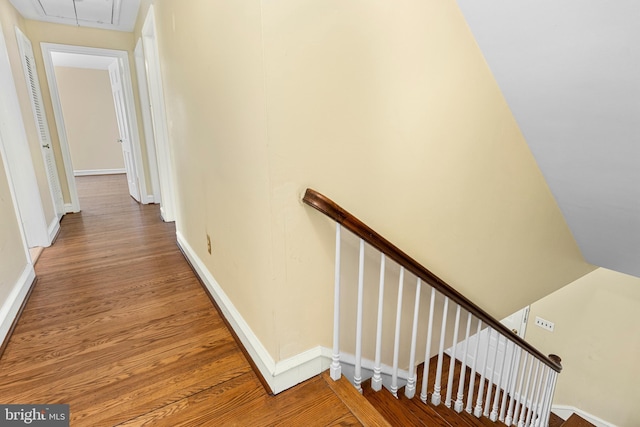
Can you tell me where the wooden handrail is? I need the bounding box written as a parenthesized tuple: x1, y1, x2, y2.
(303, 188, 562, 372)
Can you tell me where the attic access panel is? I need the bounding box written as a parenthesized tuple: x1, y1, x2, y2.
(33, 0, 121, 25)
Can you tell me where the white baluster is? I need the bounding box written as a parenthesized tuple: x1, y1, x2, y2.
(405, 278, 422, 399)
(466, 319, 482, 414)
(510, 351, 529, 426)
(537, 367, 554, 427)
(431, 296, 449, 406)
(455, 311, 472, 412)
(484, 330, 500, 417)
(530, 363, 547, 427)
(490, 334, 507, 421)
(499, 340, 517, 422)
(474, 327, 492, 417)
(445, 304, 461, 408)
(391, 267, 405, 397)
(371, 254, 386, 392)
(353, 239, 365, 393)
(420, 287, 436, 403)
(504, 350, 527, 426)
(542, 371, 559, 427)
(330, 224, 342, 381)
(524, 359, 541, 427)
(517, 354, 535, 427)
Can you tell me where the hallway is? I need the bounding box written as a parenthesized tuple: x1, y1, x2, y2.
(0, 175, 364, 426)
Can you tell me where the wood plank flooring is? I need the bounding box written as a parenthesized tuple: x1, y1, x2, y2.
(0, 175, 370, 426)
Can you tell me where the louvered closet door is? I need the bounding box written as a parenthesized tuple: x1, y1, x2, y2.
(16, 28, 64, 218)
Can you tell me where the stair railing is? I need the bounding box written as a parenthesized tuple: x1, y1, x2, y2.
(303, 188, 562, 427)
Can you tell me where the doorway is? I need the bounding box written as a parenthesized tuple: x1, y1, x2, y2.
(40, 44, 153, 212)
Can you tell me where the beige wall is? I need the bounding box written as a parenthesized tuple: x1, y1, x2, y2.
(137, 0, 594, 364)
(0, 3, 30, 319)
(0, 0, 55, 225)
(54, 66, 124, 173)
(0, 156, 28, 305)
(23, 20, 149, 202)
(526, 268, 640, 427)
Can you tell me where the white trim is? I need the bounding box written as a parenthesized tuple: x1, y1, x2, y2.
(145, 195, 155, 204)
(142, 6, 176, 222)
(0, 25, 50, 248)
(551, 405, 617, 427)
(40, 43, 151, 211)
(74, 168, 126, 176)
(48, 216, 60, 243)
(134, 38, 161, 204)
(0, 265, 35, 347)
(176, 231, 330, 393)
(64, 203, 74, 214)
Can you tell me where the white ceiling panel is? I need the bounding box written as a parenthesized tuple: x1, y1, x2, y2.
(10, 0, 139, 32)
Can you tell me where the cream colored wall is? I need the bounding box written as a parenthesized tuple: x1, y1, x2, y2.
(22, 20, 149, 202)
(54, 66, 124, 172)
(526, 268, 640, 427)
(0, 155, 28, 305)
(0, 1, 30, 314)
(137, 0, 593, 364)
(0, 0, 55, 225)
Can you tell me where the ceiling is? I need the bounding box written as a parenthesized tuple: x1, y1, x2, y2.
(8, 0, 639, 277)
(457, 0, 640, 278)
(9, 0, 140, 32)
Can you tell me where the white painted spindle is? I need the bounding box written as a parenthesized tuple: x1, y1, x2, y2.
(445, 304, 461, 407)
(330, 224, 342, 381)
(537, 367, 553, 427)
(490, 334, 507, 421)
(499, 341, 517, 422)
(510, 351, 529, 426)
(542, 371, 559, 427)
(390, 267, 405, 397)
(454, 311, 472, 413)
(517, 354, 535, 427)
(431, 296, 449, 406)
(371, 254, 385, 392)
(420, 287, 436, 403)
(530, 362, 546, 427)
(466, 320, 482, 414)
(484, 329, 500, 417)
(353, 239, 365, 393)
(474, 327, 492, 417)
(405, 278, 422, 399)
(524, 359, 541, 427)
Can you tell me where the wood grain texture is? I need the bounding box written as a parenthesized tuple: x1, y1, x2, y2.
(0, 175, 368, 426)
(302, 188, 561, 373)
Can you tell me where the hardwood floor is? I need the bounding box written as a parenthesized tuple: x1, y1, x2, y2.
(0, 175, 370, 426)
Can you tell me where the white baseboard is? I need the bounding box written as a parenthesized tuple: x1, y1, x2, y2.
(74, 168, 126, 176)
(64, 203, 77, 214)
(552, 405, 616, 427)
(176, 231, 330, 394)
(0, 265, 35, 348)
(47, 216, 60, 246)
(144, 194, 155, 204)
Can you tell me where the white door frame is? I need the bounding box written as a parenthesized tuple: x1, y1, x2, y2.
(134, 38, 161, 204)
(40, 43, 150, 212)
(142, 5, 176, 222)
(0, 22, 50, 248)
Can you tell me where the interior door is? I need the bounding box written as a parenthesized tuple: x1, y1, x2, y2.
(108, 60, 140, 202)
(16, 28, 64, 220)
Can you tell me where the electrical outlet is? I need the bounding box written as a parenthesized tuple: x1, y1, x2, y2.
(206, 234, 212, 254)
(534, 316, 554, 332)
